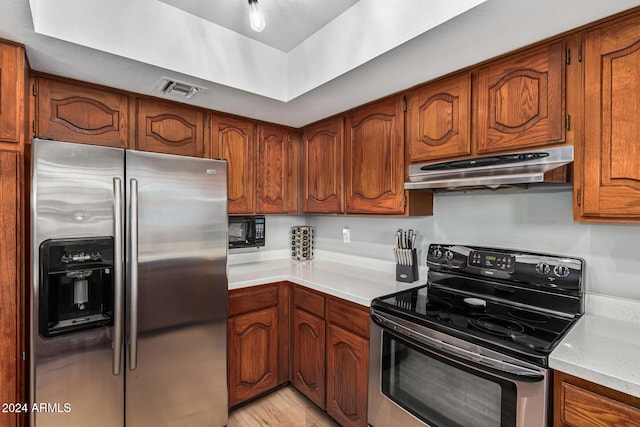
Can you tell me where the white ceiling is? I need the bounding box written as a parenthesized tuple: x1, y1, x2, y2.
(3, 0, 640, 127)
(159, 0, 361, 53)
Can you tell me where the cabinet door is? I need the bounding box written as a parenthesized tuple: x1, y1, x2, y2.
(326, 324, 369, 427)
(581, 15, 640, 219)
(0, 43, 24, 145)
(407, 72, 471, 162)
(476, 41, 565, 153)
(211, 115, 255, 214)
(345, 97, 405, 214)
(228, 307, 278, 406)
(136, 98, 205, 157)
(554, 371, 640, 427)
(257, 124, 289, 213)
(302, 117, 344, 213)
(292, 308, 325, 408)
(37, 78, 130, 148)
(0, 151, 20, 427)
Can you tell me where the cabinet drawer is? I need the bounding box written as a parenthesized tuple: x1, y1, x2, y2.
(228, 284, 279, 317)
(560, 382, 640, 427)
(326, 298, 369, 339)
(293, 286, 325, 319)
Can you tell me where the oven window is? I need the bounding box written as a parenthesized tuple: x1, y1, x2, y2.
(381, 331, 517, 427)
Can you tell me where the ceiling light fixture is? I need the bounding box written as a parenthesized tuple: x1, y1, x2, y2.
(248, 0, 266, 32)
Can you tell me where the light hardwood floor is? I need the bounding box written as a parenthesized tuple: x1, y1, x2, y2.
(229, 386, 340, 427)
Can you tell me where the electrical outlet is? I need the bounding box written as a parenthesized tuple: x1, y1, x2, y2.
(342, 227, 350, 243)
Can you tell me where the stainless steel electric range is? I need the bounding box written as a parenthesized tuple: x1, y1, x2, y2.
(368, 244, 584, 427)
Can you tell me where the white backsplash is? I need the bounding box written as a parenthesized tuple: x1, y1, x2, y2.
(228, 190, 640, 302)
(307, 188, 640, 302)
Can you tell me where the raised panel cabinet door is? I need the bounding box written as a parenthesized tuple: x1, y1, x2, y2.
(0, 43, 24, 144)
(211, 115, 255, 214)
(407, 72, 471, 162)
(476, 41, 565, 153)
(36, 78, 129, 148)
(302, 117, 344, 213)
(345, 97, 405, 214)
(228, 307, 278, 406)
(292, 308, 325, 408)
(326, 324, 368, 427)
(582, 15, 640, 218)
(136, 98, 205, 157)
(257, 124, 288, 213)
(0, 151, 20, 427)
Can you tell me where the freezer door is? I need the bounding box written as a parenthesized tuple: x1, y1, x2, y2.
(125, 151, 228, 427)
(30, 139, 125, 427)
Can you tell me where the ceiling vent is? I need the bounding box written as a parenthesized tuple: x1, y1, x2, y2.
(153, 77, 206, 99)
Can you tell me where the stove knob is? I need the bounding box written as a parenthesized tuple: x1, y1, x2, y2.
(445, 250, 454, 261)
(431, 247, 443, 259)
(554, 264, 571, 278)
(535, 262, 551, 275)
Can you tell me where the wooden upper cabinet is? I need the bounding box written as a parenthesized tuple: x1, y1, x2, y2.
(136, 98, 205, 157)
(345, 97, 405, 214)
(476, 41, 565, 153)
(36, 78, 129, 148)
(407, 72, 471, 162)
(257, 124, 289, 214)
(302, 117, 344, 213)
(580, 14, 640, 219)
(0, 43, 24, 145)
(211, 114, 255, 214)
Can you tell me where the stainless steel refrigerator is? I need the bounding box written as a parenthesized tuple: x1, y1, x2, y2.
(30, 138, 228, 427)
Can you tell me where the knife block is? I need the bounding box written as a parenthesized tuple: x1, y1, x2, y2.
(396, 249, 418, 283)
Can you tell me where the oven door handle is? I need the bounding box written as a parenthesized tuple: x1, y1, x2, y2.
(372, 313, 545, 382)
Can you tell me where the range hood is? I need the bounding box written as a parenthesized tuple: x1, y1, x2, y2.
(405, 146, 573, 191)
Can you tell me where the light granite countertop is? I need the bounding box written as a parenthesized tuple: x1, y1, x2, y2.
(228, 255, 422, 306)
(549, 293, 640, 398)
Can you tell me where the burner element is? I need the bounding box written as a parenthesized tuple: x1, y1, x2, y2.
(508, 308, 551, 324)
(470, 316, 528, 337)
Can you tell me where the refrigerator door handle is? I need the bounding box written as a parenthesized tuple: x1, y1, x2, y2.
(113, 178, 124, 376)
(129, 178, 139, 371)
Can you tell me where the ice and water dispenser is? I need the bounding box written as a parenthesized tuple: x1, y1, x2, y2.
(39, 237, 114, 337)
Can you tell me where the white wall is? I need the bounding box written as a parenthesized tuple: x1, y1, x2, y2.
(307, 188, 640, 302)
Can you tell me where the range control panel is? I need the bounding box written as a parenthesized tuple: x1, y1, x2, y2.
(427, 244, 584, 294)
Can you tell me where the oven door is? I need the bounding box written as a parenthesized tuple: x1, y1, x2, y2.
(368, 311, 550, 427)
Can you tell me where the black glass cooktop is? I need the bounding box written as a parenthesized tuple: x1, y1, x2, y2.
(372, 284, 577, 366)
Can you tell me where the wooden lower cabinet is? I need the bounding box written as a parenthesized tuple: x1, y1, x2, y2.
(554, 371, 640, 427)
(228, 282, 289, 407)
(292, 308, 325, 408)
(326, 324, 369, 427)
(228, 307, 279, 406)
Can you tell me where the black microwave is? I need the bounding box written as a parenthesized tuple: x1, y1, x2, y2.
(228, 215, 265, 249)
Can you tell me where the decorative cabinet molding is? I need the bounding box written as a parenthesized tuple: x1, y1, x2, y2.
(326, 324, 369, 427)
(579, 13, 640, 220)
(302, 117, 344, 213)
(407, 72, 471, 162)
(345, 97, 405, 214)
(0, 43, 24, 145)
(476, 40, 565, 153)
(228, 307, 278, 406)
(292, 308, 325, 408)
(211, 114, 256, 214)
(257, 124, 287, 213)
(36, 78, 130, 148)
(136, 98, 205, 157)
